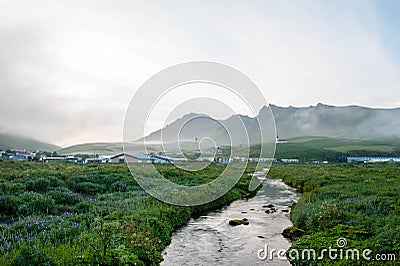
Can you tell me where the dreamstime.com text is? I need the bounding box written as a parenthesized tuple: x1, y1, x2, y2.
(257, 238, 396, 262)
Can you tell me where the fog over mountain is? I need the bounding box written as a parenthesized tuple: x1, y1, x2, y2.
(1, 103, 399, 152)
(0, 133, 60, 152)
(141, 103, 400, 144)
(271, 103, 400, 140)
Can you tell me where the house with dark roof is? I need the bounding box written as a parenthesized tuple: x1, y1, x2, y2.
(110, 153, 152, 163)
(276, 136, 288, 144)
(150, 155, 175, 163)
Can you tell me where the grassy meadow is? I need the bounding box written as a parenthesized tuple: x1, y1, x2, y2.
(0, 161, 256, 265)
(269, 163, 400, 265)
(1, 160, 399, 265)
(247, 137, 400, 162)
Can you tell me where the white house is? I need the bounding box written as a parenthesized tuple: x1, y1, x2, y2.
(276, 136, 288, 144)
(281, 158, 299, 163)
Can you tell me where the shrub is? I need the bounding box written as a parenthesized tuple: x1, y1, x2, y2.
(72, 182, 105, 195)
(0, 194, 20, 216)
(17, 192, 55, 216)
(0, 181, 25, 194)
(74, 201, 91, 213)
(79, 219, 143, 265)
(15, 244, 55, 266)
(111, 181, 128, 192)
(25, 178, 51, 193)
(47, 189, 82, 206)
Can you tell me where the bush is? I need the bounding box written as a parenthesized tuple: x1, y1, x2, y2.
(15, 244, 55, 266)
(72, 182, 105, 195)
(0, 181, 25, 194)
(73, 201, 91, 213)
(111, 181, 128, 192)
(17, 192, 55, 216)
(47, 189, 82, 206)
(25, 178, 51, 193)
(0, 195, 20, 216)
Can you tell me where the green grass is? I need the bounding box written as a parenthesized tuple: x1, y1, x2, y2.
(326, 145, 394, 153)
(269, 163, 400, 265)
(0, 161, 257, 265)
(271, 137, 400, 161)
(57, 137, 400, 162)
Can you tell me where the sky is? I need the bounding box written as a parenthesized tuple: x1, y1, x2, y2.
(0, 0, 399, 147)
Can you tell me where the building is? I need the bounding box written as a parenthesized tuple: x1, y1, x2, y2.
(217, 145, 231, 150)
(347, 157, 400, 163)
(216, 157, 232, 164)
(40, 156, 66, 163)
(66, 156, 78, 163)
(276, 136, 288, 144)
(110, 153, 152, 163)
(280, 158, 299, 163)
(84, 156, 111, 164)
(248, 157, 274, 162)
(233, 156, 248, 162)
(11, 150, 34, 161)
(150, 155, 175, 163)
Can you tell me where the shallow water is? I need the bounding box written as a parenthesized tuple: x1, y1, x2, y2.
(162, 177, 300, 265)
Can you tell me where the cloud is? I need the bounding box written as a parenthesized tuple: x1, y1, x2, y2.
(0, 0, 399, 146)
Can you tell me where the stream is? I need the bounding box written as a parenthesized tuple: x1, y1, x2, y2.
(162, 175, 300, 265)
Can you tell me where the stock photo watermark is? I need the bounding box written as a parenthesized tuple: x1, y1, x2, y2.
(123, 61, 276, 206)
(257, 237, 396, 262)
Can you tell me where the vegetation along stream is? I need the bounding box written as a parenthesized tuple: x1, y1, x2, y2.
(162, 173, 300, 266)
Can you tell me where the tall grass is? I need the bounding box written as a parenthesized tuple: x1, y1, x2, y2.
(269, 163, 400, 265)
(0, 161, 256, 265)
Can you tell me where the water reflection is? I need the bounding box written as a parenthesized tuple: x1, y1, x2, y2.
(162, 178, 300, 265)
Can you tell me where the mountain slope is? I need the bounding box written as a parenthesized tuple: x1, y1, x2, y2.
(0, 133, 60, 151)
(59, 103, 400, 155)
(57, 142, 123, 155)
(271, 103, 400, 139)
(57, 142, 161, 155)
(141, 103, 400, 144)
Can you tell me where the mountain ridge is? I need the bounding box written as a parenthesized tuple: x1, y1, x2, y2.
(2, 103, 399, 153)
(0, 133, 60, 152)
(140, 103, 400, 144)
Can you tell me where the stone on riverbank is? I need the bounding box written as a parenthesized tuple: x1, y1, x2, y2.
(281, 226, 305, 240)
(229, 218, 249, 226)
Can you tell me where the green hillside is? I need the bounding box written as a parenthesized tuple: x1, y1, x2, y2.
(0, 133, 60, 152)
(57, 142, 123, 155)
(249, 136, 400, 161)
(58, 142, 162, 155)
(58, 136, 400, 161)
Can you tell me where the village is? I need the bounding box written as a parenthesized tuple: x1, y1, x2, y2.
(0, 147, 280, 164)
(2, 142, 400, 165)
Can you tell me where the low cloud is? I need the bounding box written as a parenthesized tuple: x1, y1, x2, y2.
(0, 0, 399, 146)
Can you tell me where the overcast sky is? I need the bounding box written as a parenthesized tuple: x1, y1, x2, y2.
(1, 0, 399, 147)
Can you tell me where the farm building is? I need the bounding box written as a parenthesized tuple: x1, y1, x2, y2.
(84, 156, 111, 164)
(150, 155, 175, 163)
(280, 158, 299, 163)
(40, 156, 66, 163)
(276, 136, 288, 144)
(216, 157, 232, 164)
(110, 153, 152, 163)
(347, 157, 400, 163)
